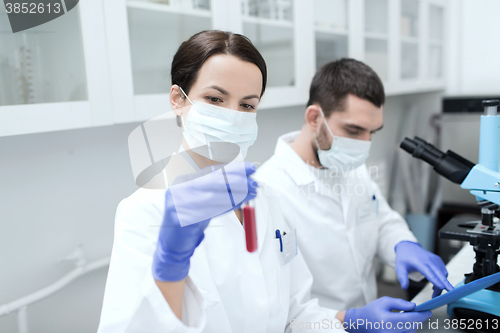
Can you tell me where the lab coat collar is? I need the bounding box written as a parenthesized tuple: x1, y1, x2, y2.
(273, 131, 317, 187)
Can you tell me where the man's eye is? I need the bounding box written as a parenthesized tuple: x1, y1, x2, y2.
(241, 103, 255, 110)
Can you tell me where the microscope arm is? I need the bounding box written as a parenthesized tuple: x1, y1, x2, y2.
(461, 164, 500, 205)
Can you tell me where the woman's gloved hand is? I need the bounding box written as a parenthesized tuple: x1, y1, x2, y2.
(395, 241, 454, 298)
(344, 297, 432, 333)
(153, 161, 258, 281)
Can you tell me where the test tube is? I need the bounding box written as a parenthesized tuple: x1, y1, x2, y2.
(243, 200, 257, 252)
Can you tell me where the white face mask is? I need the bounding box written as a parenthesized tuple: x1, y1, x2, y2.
(179, 87, 258, 161)
(313, 108, 371, 170)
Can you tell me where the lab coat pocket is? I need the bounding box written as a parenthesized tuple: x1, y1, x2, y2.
(357, 197, 378, 224)
(275, 238, 291, 311)
(357, 199, 379, 260)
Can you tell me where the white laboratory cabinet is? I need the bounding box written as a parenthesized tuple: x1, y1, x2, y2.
(0, 1, 112, 137)
(0, 0, 447, 137)
(314, 0, 447, 95)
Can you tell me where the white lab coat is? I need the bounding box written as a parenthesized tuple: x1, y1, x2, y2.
(97, 174, 345, 332)
(254, 131, 417, 311)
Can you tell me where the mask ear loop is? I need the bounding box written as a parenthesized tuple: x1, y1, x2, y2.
(177, 86, 192, 130)
(317, 107, 337, 151)
(178, 86, 215, 168)
(175, 87, 191, 128)
(179, 86, 194, 105)
(318, 107, 336, 139)
(314, 107, 328, 151)
(313, 132, 321, 151)
(314, 107, 327, 151)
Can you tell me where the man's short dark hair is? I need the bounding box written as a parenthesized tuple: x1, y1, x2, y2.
(307, 58, 385, 117)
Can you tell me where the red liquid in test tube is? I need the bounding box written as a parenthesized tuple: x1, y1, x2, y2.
(243, 201, 257, 252)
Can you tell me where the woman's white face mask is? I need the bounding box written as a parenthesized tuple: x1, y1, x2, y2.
(179, 87, 258, 161)
(314, 108, 371, 170)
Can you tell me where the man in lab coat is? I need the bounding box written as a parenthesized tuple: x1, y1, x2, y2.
(255, 58, 453, 326)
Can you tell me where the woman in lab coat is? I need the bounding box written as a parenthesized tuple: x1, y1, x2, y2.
(98, 30, 431, 333)
(96, 30, 348, 333)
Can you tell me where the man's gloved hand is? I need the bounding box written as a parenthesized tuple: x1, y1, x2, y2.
(395, 241, 454, 298)
(153, 162, 258, 281)
(344, 297, 432, 333)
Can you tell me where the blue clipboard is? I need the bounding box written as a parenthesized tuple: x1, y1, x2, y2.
(411, 272, 500, 312)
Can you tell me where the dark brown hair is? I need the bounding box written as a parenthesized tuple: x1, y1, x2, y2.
(307, 58, 385, 118)
(171, 30, 267, 97)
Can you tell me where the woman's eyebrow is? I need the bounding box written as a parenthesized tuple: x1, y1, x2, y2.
(206, 86, 259, 101)
(206, 85, 229, 96)
(243, 94, 260, 100)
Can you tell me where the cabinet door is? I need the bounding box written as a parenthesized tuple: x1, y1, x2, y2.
(0, 1, 112, 137)
(240, 0, 314, 109)
(313, 0, 349, 69)
(428, 1, 444, 79)
(104, 0, 214, 122)
(364, 0, 389, 81)
(400, 0, 419, 80)
(383, 0, 446, 95)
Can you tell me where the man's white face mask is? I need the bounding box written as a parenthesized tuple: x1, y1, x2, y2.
(313, 108, 371, 170)
(180, 87, 258, 161)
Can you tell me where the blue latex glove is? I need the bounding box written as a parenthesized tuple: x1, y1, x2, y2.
(395, 241, 454, 298)
(153, 161, 258, 281)
(344, 297, 432, 333)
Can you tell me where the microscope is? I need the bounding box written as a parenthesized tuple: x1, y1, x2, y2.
(400, 100, 500, 326)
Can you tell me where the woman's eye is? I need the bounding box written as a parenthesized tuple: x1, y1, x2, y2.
(206, 96, 223, 104)
(241, 103, 255, 110)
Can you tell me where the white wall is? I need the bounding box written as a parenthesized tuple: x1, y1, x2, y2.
(369, 91, 444, 215)
(446, 0, 500, 96)
(0, 123, 139, 333)
(246, 105, 306, 164)
(440, 114, 480, 204)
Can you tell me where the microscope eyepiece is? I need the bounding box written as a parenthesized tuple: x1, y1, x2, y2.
(400, 138, 417, 154)
(399, 137, 474, 184)
(400, 137, 441, 166)
(482, 100, 499, 107)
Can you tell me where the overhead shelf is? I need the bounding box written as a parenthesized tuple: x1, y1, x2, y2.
(314, 25, 348, 36)
(401, 36, 419, 44)
(364, 31, 389, 40)
(126, 0, 211, 17)
(242, 15, 293, 28)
